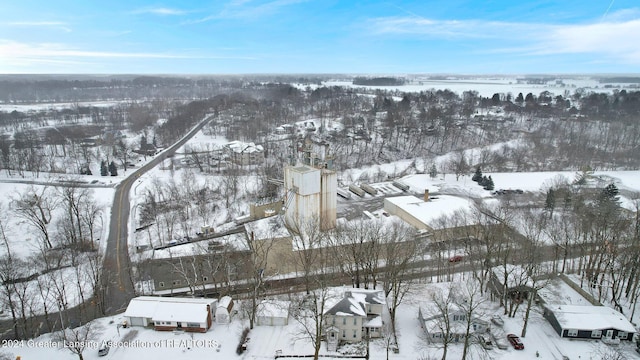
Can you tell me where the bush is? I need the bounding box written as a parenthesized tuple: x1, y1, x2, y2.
(236, 327, 250, 355)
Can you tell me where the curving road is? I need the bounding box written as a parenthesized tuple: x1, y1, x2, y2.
(102, 115, 215, 314)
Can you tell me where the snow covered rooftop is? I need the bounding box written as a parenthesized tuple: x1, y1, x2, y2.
(124, 296, 216, 322)
(226, 140, 263, 154)
(491, 264, 534, 289)
(384, 195, 475, 229)
(547, 305, 636, 333)
(323, 288, 384, 317)
(245, 216, 291, 240)
(324, 296, 367, 317)
(257, 300, 290, 318)
(349, 288, 386, 306)
(149, 232, 249, 260)
(152, 302, 210, 324)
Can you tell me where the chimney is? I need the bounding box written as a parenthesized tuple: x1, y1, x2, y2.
(424, 189, 430, 202)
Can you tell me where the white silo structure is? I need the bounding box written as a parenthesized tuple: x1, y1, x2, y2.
(283, 165, 336, 231)
(319, 169, 337, 230)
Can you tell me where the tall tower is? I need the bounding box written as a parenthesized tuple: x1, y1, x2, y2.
(283, 142, 336, 231)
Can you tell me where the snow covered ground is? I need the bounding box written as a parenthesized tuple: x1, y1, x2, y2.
(4, 279, 639, 360)
(324, 77, 631, 98)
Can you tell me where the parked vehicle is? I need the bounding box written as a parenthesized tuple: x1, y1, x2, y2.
(492, 333, 509, 350)
(491, 315, 504, 327)
(478, 334, 494, 350)
(449, 255, 463, 263)
(98, 341, 110, 356)
(507, 334, 524, 350)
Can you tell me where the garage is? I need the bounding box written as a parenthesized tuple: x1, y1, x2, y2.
(256, 300, 290, 326)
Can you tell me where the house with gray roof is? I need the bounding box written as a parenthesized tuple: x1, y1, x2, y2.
(323, 288, 385, 343)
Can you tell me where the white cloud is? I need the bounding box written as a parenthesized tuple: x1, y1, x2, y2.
(0, 40, 257, 64)
(366, 11, 640, 65)
(186, 0, 306, 24)
(132, 7, 188, 16)
(5, 21, 71, 32)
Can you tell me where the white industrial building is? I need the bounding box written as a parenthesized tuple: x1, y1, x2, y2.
(383, 194, 475, 231)
(283, 144, 337, 231)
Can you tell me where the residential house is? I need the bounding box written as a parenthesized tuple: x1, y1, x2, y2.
(418, 303, 490, 343)
(489, 264, 534, 303)
(224, 140, 264, 166)
(123, 296, 216, 333)
(543, 305, 636, 342)
(323, 289, 386, 343)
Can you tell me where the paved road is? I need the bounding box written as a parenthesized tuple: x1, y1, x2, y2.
(102, 114, 216, 315)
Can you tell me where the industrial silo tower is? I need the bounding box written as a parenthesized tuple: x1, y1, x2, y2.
(283, 143, 336, 231)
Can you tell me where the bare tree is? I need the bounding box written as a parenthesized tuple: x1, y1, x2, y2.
(458, 279, 485, 360)
(291, 245, 334, 360)
(54, 321, 103, 360)
(11, 185, 56, 249)
(426, 284, 458, 360)
(382, 222, 418, 342)
(241, 231, 275, 329)
(288, 216, 325, 295)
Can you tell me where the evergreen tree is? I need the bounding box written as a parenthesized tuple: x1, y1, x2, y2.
(602, 183, 619, 201)
(429, 164, 438, 179)
(472, 166, 482, 182)
(544, 189, 556, 217)
(109, 161, 118, 176)
(100, 160, 108, 176)
(483, 176, 494, 191)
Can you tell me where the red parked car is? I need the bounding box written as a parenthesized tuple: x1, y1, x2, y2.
(507, 334, 524, 350)
(449, 255, 463, 263)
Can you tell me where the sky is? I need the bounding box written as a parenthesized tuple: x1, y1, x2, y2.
(1, 0, 639, 74)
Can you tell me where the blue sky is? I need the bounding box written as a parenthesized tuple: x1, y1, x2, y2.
(1, 0, 639, 74)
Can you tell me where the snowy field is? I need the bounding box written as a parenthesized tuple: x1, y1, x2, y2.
(323, 77, 633, 98)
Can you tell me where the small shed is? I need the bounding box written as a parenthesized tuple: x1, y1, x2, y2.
(256, 300, 290, 326)
(216, 296, 234, 324)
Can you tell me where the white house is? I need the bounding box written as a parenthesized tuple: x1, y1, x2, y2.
(124, 296, 216, 333)
(418, 303, 490, 343)
(216, 296, 235, 324)
(417, 283, 490, 343)
(323, 288, 386, 342)
(256, 300, 290, 326)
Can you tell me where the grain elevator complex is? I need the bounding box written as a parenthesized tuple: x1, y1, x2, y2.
(283, 144, 337, 231)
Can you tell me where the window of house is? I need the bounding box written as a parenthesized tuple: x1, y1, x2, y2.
(332, 317, 335, 325)
(342, 317, 346, 325)
(159, 282, 165, 288)
(618, 331, 627, 339)
(186, 323, 200, 328)
(591, 330, 602, 338)
(342, 330, 346, 338)
(172, 280, 181, 285)
(353, 330, 357, 338)
(567, 329, 578, 337)
(202, 276, 209, 282)
(353, 318, 357, 325)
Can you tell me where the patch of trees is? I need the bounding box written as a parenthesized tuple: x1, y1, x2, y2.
(0, 184, 104, 340)
(353, 77, 405, 86)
